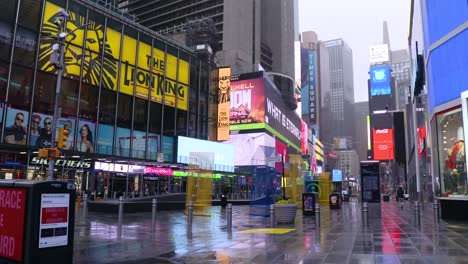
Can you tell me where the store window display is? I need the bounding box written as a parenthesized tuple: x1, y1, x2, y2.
(438, 108, 467, 197)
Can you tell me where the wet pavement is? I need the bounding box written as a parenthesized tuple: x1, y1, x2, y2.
(73, 199, 468, 264)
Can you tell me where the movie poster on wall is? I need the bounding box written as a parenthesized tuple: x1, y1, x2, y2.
(28, 113, 75, 149)
(4, 108, 29, 145)
(76, 120, 96, 153)
(216, 67, 231, 141)
(230, 78, 265, 125)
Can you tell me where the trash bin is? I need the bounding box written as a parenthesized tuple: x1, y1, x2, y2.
(302, 192, 315, 216)
(0, 180, 76, 264)
(342, 194, 350, 202)
(329, 192, 341, 209)
(220, 194, 228, 208)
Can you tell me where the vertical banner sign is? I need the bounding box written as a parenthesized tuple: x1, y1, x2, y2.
(216, 67, 231, 141)
(39, 193, 70, 248)
(0, 188, 26, 261)
(308, 50, 317, 124)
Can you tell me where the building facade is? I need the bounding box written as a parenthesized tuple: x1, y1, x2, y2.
(411, 0, 468, 219)
(353, 101, 370, 162)
(119, 0, 296, 79)
(321, 39, 355, 147)
(0, 0, 212, 196)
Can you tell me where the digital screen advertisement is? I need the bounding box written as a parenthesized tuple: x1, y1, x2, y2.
(230, 77, 265, 126)
(370, 65, 391, 96)
(177, 136, 234, 172)
(264, 81, 301, 148)
(372, 128, 395, 160)
(332, 169, 343, 182)
(223, 132, 275, 167)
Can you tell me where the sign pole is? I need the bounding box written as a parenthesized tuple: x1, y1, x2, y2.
(282, 155, 286, 200)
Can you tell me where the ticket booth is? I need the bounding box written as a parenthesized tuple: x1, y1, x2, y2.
(0, 180, 76, 264)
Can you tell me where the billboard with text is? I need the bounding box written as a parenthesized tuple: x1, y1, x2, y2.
(230, 77, 265, 126)
(372, 128, 394, 160)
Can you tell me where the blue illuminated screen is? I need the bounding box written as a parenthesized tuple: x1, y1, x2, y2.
(370, 65, 391, 96)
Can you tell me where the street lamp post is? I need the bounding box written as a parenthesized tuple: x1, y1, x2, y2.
(47, 10, 69, 180)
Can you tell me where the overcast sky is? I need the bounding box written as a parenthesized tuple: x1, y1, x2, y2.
(298, 0, 411, 102)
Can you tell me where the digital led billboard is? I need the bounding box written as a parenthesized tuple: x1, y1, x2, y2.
(177, 136, 234, 172)
(372, 128, 394, 160)
(230, 77, 265, 126)
(370, 65, 391, 96)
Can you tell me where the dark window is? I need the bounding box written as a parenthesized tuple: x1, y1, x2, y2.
(12, 26, 38, 67)
(9, 65, 33, 111)
(59, 78, 79, 117)
(0, 62, 8, 103)
(99, 88, 116, 124)
(163, 107, 175, 137)
(134, 97, 147, 131)
(117, 93, 132, 128)
(0, 21, 14, 62)
(79, 83, 98, 121)
(33, 71, 56, 115)
(18, 0, 42, 31)
(149, 101, 161, 134)
(176, 109, 187, 136)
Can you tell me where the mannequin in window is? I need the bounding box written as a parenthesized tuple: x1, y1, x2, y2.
(445, 126, 466, 194)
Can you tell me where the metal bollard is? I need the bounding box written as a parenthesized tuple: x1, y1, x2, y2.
(270, 204, 275, 228)
(118, 196, 124, 226)
(362, 202, 369, 227)
(315, 202, 320, 228)
(151, 198, 157, 229)
(83, 193, 88, 219)
(414, 201, 421, 225)
(433, 199, 440, 222)
(188, 201, 193, 227)
(227, 203, 232, 233)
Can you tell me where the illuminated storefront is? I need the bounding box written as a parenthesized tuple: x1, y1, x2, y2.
(0, 0, 210, 194)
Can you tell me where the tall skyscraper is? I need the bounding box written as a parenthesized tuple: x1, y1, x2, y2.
(391, 49, 411, 110)
(353, 101, 370, 162)
(321, 39, 355, 147)
(118, 0, 296, 79)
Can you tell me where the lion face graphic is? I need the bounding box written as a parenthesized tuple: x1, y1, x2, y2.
(39, 6, 117, 90)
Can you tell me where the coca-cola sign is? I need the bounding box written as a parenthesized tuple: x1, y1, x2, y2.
(372, 128, 394, 160)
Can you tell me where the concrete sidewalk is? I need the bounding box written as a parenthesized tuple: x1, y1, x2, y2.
(73, 201, 468, 264)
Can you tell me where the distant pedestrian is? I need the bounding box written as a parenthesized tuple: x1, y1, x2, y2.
(397, 185, 405, 208)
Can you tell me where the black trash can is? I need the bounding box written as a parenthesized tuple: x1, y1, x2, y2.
(302, 192, 315, 216)
(0, 180, 76, 264)
(330, 192, 341, 209)
(220, 194, 228, 207)
(342, 193, 350, 202)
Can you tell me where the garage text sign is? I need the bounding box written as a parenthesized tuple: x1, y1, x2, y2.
(0, 188, 26, 261)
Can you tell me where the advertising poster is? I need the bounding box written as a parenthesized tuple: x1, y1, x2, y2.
(4, 107, 29, 145)
(147, 132, 160, 160)
(230, 77, 265, 126)
(0, 188, 26, 261)
(39, 193, 70, 248)
(301, 120, 308, 154)
(223, 133, 275, 166)
(275, 139, 287, 173)
(332, 169, 343, 182)
(132, 130, 147, 159)
(372, 128, 394, 160)
(97, 124, 114, 155)
(370, 65, 391, 96)
(30, 113, 52, 147)
(116, 127, 131, 157)
(40, 1, 189, 111)
(57, 117, 75, 150)
(162, 136, 174, 162)
(76, 119, 95, 153)
(216, 67, 231, 141)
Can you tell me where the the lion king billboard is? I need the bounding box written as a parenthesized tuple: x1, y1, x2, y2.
(39, 1, 189, 110)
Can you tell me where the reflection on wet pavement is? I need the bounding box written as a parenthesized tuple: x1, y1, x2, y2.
(73, 199, 468, 264)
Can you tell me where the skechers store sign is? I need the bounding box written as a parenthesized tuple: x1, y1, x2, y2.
(265, 81, 301, 148)
(30, 157, 92, 169)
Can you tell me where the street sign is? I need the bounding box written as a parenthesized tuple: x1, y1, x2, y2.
(266, 156, 283, 163)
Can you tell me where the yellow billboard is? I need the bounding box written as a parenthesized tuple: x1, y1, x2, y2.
(39, 1, 189, 110)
